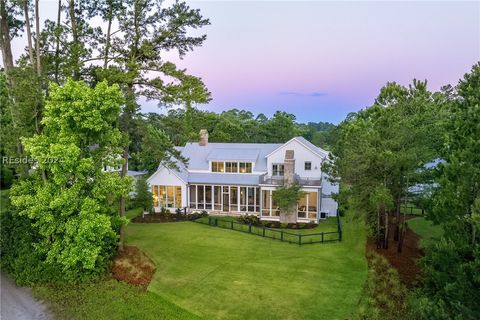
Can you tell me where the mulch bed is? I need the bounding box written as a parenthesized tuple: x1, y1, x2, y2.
(367, 214, 424, 287)
(111, 246, 156, 287)
(132, 213, 201, 223)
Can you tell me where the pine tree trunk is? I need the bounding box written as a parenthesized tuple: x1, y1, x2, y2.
(103, 0, 113, 69)
(384, 209, 389, 249)
(23, 0, 35, 66)
(0, 0, 23, 162)
(35, 0, 40, 76)
(68, 0, 80, 80)
(54, 0, 61, 83)
(393, 197, 400, 241)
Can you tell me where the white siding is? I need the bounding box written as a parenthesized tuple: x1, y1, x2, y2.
(266, 139, 324, 178)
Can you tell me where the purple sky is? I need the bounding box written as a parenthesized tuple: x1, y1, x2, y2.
(9, 1, 480, 123)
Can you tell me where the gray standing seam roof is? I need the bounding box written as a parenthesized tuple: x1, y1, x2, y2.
(156, 138, 331, 185)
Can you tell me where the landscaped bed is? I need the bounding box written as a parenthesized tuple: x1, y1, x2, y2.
(126, 215, 367, 320)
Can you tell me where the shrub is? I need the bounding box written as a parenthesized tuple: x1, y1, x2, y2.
(159, 207, 170, 217)
(238, 214, 260, 225)
(175, 208, 183, 215)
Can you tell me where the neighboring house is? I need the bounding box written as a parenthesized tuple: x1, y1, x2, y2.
(147, 129, 339, 223)
(102, 157, 147, 196)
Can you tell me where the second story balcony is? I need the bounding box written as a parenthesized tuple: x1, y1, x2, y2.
(260, 174, 322, 187)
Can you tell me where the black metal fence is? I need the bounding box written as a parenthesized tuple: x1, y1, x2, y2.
(194, 215, 342, 245)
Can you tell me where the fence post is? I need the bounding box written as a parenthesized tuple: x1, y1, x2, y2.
(231, 221, 234, 229)
(299, 234, 302, 245)
(215, 218, 218, 227)
(321, 232, 324, 243)
(281, 230, 284, 241)
(249, 224, 252, 233)
(208, 217, 211, 225)
(410, 207, 413, 214)
(262, 227, 265, 237)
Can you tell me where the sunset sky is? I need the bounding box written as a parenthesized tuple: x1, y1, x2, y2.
(10, 0, 480, 123)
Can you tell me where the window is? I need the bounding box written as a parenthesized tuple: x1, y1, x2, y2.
(152, 185, 182, 209)
(272, 164, 284, 176)
(152, 186, 159, 207)
(212, 162, 224, 172)
(159, 186, 166, 207)
(175, 187, 182, 208)
(297, 191, 318, 220)
(305, 161, 312, 171)
(226, 162, 238, 173)
(166, 186, 175, 208)
(239, 162, 252, 173)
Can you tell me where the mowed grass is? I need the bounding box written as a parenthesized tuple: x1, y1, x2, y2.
(33, 279, 202, 320)
(126, 216, 367, 320)
(408, 216, 443, 247)
(197, 215, 339, 235)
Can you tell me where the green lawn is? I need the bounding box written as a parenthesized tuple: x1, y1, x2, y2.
(33, 279, 201, 320)
(196, 215, 339, 235)
(126, 216, 367, 320)
(408, 216, 443, 247)
(126, 207, 143, 219)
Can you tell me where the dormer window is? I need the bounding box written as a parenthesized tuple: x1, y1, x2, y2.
(239, 162, 252, 173)
(212, 161, 252, 173)
(305, 161, 312, 171)
(272, 164, 284, 176)
(212, 161, 225, 172)
(225, 162, 238, 173)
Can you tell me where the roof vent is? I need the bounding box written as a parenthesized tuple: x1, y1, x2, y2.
(199, 129, 208, 146)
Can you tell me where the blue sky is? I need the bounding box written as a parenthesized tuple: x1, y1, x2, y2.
(9, 0, 480, 123)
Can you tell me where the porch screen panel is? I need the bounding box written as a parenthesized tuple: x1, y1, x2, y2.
(214, 186, 221, 210)
(262, 190, 271, 216)
(247, 187, 255, 212)
(239, 187, 247, 212)
(255, 188, 260, 212)
(308, 191, 318, 219)
(297, 193, 307, 218)
(271, 191, 280, 216)
(230, 187, 238, 212)
(205, 186, 212, 210)
(197, 185, 205, 209)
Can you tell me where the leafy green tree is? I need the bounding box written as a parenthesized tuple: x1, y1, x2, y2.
(272, 184, 305, 224)
(9, 80, 131, 282)
(134, 124, 187, 174)
(135, 177, 153, 213)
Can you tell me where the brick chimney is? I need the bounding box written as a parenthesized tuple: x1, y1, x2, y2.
(199, 129, 208, 146)
(284, 150, 295, 185)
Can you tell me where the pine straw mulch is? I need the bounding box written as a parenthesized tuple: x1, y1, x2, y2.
(111, 246, 156, 287)
(367, 215, 424, 287)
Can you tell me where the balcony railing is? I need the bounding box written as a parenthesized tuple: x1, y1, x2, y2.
(260, 174, 322, 186)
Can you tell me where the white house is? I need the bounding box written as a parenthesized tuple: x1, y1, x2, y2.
(147, 129, 339, 223)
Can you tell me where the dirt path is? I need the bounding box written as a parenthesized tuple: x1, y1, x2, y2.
(0, 272, 52, 320)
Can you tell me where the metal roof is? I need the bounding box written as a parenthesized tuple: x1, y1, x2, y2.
(188, 172, 261, 185)
(180, 142, 281, 171)
(206, 148, 260, 161)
